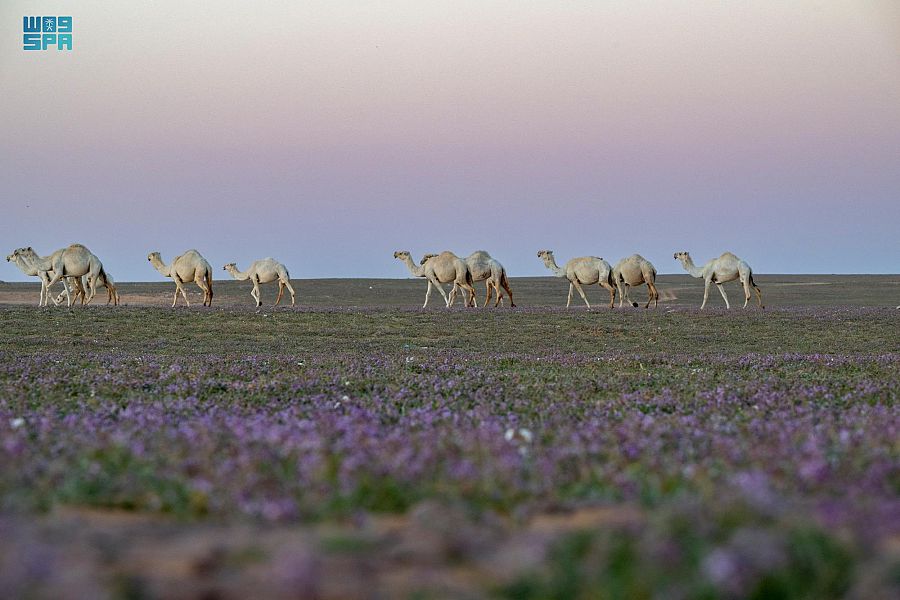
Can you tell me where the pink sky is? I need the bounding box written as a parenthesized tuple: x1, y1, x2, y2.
(2, 1, 899, 280)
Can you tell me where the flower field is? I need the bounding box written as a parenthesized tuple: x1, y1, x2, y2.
(0, 299, 897, 598)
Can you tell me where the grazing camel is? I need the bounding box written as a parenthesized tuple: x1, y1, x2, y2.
(537, 250, 616, 309)
(674, 251, 763, 309)
(613, 254, 659, 309)
(148, 250, 214, 307)
(421, 250, 516, 307)
(394, 250, 476, 308)
(223, 258, 296, 307)
(16, 245, 104, 307)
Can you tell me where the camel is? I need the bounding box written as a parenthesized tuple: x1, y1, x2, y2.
(537, 250, 617, 309)
(674, 251, 763, 309)
(393, 250, 476, 308)
(223, 258, 296, 307)
(6, 247, 62, 306)
(613, 254, 659, 309)
(148, 250, 214, 307)
(7, 246, 117, 306)
(13, 245, 104, 307)
(421, 250, 516, 307)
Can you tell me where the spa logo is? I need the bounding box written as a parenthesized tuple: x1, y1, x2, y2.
(23, 16, 73, 51)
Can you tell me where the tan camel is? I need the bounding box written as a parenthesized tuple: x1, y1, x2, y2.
(537, 250, 616, 309)
(16, 245, 104, 307)
(394, 250, 476, 308)
(613, 254, 659, 309)
(223, 258, 296, 306)
(148, 250, 214, 307)
(421, 250, 516, 307)
(674, 251, 763, 309)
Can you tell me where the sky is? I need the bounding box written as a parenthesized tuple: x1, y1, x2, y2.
(1, 1, 898, 280)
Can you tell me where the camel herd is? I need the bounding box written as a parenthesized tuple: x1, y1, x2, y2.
(395, 249, 763, 310)
(5, 243, 766, 310)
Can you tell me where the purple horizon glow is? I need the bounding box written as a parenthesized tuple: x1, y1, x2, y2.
(1, 1, 899, 281)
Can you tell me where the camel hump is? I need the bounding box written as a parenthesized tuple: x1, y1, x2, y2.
(720, 252, 740, 261)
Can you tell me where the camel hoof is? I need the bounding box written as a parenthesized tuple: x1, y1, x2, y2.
(632, 302, 638, 308)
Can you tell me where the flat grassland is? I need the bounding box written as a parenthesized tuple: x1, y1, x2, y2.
(0, 276, 897, 599)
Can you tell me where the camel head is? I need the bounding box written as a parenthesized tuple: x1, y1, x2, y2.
(8, 247, 35, 262)
(420, 253, 439, 265)
(673, 251, 690, 262)
(537, 250, 554, 260)
(223, 262, 236, 272)
(393, 251, 411, 260)
(147, 251, 161, 263)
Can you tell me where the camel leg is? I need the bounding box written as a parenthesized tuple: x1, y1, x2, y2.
(251, 279, 262, 307)
(493, 281, 502, 307)
(716, 283, 730, 309)
(283, 279, 297, 305)
(741, 278, 751, 308)
(754, 284, 763, 309)
(701, 279, 711, 310)
(501, 278, 515, 308)
(173, 278, 189, 307)
(484, 281, 492, 308)
(435, 280, 451, 307)
(601, 281, 616, 309)
(275, 282, 285, 306)
(572, 281, 591, 309)
(423, 280, 433, 308)
(646, 281, 658, 309)
(448, 284, 458, 308)
(463, 282, 477, 308)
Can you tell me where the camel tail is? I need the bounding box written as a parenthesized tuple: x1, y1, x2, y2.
(206, 267, 214, 303)
(466, 270, 473, 286)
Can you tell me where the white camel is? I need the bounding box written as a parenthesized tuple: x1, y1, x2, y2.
(14, 245, 104, 307)
(613, 254, 659, 309)
(674, 251, 763, 309)
(537, 250, 617, 309)
(394, 250, 476, 308)
(6, 247, 61, 306)
(421, 250, 516, 307)
(7, 246, 119, 307)
(223, 258, 296, 307)
(148, 250, 214, 307)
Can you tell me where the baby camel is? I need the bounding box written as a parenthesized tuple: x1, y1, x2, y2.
(674, 251, 763, 309)
(223, 258, 296, 307)
(148, 250, 214, 307)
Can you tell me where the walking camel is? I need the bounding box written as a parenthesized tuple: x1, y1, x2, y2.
(537, 250, 616, 309)
(421, 250, 516, 307)
(148, 250, 214, 307)
(13, 245, 104, 307)
(674, 251, 763, 309)
(7, 247, 119, 306)
(223, 258, 296, 306)
(613, 254, 659, 308)
(394, 250, 476, 308)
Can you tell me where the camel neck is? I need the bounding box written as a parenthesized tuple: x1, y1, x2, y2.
(542, 257, 566, 278)
(401, 256, 424, 277)
(227, 268, 251, 281)
(680, 258, 704, 278)
(150, 258, 170, 277)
